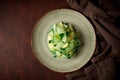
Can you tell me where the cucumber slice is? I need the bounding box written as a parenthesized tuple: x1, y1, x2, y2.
(54, 42, 64, 50)
(47, 22, 81, 59)
(62, 42, 68, 48)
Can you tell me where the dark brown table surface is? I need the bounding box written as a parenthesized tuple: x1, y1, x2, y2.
(0, 0, 70, 80)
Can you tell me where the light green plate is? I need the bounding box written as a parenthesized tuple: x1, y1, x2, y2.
(32, 9, 96, 73)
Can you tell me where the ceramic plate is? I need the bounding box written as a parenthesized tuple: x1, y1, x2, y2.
(32, 9, 96, 73)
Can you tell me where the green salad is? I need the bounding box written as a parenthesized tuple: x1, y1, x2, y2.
(47, 22, 81, 59)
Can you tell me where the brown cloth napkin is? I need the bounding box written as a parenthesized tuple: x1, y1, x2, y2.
(66, 0, 120, 80)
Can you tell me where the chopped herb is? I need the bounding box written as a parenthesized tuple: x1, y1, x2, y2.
(47, 22, 81, 59)
(53, 55, 57, 58)
(49, 40, 52, 43)
(66, 31, 69, 36)
(54, 44, 57, 46)
(59, 33, 64, 39)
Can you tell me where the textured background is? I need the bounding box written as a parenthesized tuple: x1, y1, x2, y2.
(0, 0, 69, 80)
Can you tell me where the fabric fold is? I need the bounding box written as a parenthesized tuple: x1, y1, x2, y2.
(85, 57, 116, 80)
(66, 0, 120, 80)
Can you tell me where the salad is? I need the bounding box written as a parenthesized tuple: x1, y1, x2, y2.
(47, 22, 81, 59)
